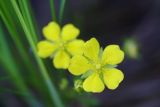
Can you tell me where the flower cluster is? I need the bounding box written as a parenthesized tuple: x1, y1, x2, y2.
(37, 21, 124, 93)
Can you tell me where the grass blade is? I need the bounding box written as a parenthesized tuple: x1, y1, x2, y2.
(49, 0, 57, 21)
(59, 0, 66, 24)
(10, 1, 64, 107)
(0, 1, 39, 87)
(18, 0, 38, 43)
(0, 22, 41, 107)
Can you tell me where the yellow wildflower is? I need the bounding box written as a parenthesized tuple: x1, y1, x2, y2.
(68, 38, 124, 93)
(37, 21, 84, 69)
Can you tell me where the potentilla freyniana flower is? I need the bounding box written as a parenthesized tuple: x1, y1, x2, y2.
(68, 38, 124, 93)
(37, 21, 84, 69)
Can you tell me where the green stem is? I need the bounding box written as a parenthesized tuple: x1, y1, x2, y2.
(50, 0, 57, 21)
(0, 2, 39, 87)
(59, 0, 66, 24)
(0, 23, 40, 107)
(18, 0, 38, 43)
(10, 1, 64, 107)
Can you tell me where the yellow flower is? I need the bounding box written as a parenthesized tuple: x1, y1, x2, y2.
(68, 38, 124, 93)
(37, 21, 84, 69)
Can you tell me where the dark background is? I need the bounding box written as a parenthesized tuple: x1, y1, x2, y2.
(2, 0, 160, 107)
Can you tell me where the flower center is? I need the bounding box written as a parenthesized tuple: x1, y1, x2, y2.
(57, 39, 66, 49)
(95, 63, 101, 70)
(59, 42, 64, 47)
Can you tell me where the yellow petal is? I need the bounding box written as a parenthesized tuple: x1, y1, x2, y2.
(83, 73, 104, 93)
(53, 50, 70, 69)
(61, 24, 80, 41)
(37, 40, 57, 58)
(103, 68, 124, 90)
(102, 45, 124, 65)
(66, 39, 84, 56)
(42, 22, 60, 41)
(68, 55, 90, 76)
(83, 38, 100, 61)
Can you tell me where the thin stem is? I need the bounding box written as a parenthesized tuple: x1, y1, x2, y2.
(0, 2, 39, 85)
(59, 0, 66, 24)
(10, 1, 64, 107)
(50, 0, 57, 21)
(0, 22, 41, 107)
(18, 0, 38, 43)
